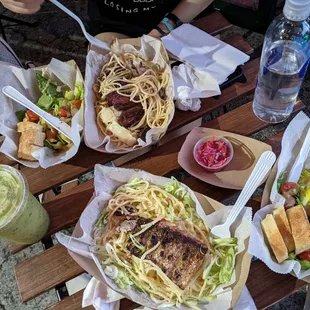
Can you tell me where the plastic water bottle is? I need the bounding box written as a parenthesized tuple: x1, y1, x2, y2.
(253, 0, 310, 123)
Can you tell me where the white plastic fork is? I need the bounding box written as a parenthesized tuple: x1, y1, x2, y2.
(49, 0, 110, 51)
(2, 86, 73, 142)
(211, 151, 276, 238)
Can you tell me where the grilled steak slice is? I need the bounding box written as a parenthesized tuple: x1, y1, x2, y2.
(106, 91, 136, 111)
(119, 105, 144, 128)
(128, 219, 208, 290)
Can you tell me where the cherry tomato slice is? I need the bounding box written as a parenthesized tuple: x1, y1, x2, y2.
(46, 128, 58, 140)
(72, 99, 82, 109)
(26, 110, 39, 122)
(59, 107, 71, 118)
(298, 250, 310, 261)
(281, 182, 298, 194)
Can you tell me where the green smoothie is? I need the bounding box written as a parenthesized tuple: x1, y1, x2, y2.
(0, 165, 50, 244)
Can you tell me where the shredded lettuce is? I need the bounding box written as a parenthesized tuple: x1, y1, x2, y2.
(219, 247, 235, 283)
(74, 82, 84, 100)
(297, 169, 310, 206)
(114, 269, 132, 290)
(203, 238, 238, 288)
(277, 173, 285, 192)
(298, 169, 310, 186)
(164, 177, 194, 208)
(44, 140, 64, 150)
(127, 178, 148, 190)
(299, 184, 310, 206)
(287, 252, 310, 270)
(95, 211, 108, 227)
(129, 234, 146, 253)
(57, 133, 71, 145)
(65, 90, 75, 100)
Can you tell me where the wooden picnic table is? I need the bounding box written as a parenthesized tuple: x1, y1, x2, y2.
(1, 11, 308, 310)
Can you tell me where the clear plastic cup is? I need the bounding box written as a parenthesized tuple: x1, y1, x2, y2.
(0, 165, 50, 244)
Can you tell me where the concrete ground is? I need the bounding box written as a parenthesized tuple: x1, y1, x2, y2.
(0, 1, 310, 309)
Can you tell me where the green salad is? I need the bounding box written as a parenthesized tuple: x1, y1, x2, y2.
(16, 72, 84, 151)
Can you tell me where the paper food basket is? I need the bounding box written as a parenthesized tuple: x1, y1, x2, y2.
(0, 58, 84, 168)
(83, 35, 175, 154)
(249, 111, 310, 281)
(56, 165, 252, 310)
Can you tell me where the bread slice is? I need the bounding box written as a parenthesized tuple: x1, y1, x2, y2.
(19, 129, 45, 146)
(261, 214, 288, 263)
(273, 206, 295, 252)
(286, 205, 310, 254)
(18, 143, 41, 161)
(17, 121, 43, 133)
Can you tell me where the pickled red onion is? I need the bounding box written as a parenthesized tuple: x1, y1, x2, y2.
(195, 137, 231, 168)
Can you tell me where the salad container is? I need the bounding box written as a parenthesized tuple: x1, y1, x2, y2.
(249, 111, 310, 281)
(0, 59, 84, 168)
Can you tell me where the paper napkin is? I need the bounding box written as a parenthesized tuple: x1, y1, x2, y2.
(162, 24, 250, 111)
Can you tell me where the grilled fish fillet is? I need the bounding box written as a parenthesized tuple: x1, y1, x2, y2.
(128, 219, 208, 290)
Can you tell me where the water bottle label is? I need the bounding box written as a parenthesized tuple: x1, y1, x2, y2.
(299, 59, 310, 79)
(285, 105, 294, 114)
(263, 48, 283, 75)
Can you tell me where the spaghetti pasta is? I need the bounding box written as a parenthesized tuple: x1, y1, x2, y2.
(93, 178, 238, 309)
(93, 52, 174, 148)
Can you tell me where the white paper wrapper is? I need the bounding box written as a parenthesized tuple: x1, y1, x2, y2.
(161, 24, 250, 112)
(0, 59, 84, 168)
(249, 112, 310, 279)
(84, 35, 175, 154)
(83, 278, 257, 310)
(56, 165, 252, 310)
(270, 111, 310, 205)
(172, 63, 220, 111)
(249, 202, 310, 279)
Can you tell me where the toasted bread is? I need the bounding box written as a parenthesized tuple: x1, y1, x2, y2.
(261, 214, 288, 263)
(17, 121, 43, 133)
(18, 144, 41, 161)
(286, 205, 310, 254)
(273, 206, 295, 252)
(19, 129, 45, 146)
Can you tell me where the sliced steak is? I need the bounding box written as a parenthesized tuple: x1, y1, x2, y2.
(106, 91, 136, 110)
(128, 219, 208, 289)
(119, 105, 144, 128)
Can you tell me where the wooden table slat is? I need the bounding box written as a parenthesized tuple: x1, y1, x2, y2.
(47, 290, 139, 310)
(47, 290, 93, 310)
(224, 34, 254, 55)
(15, 244, 84, 303)
(191, 11, 232, 36)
